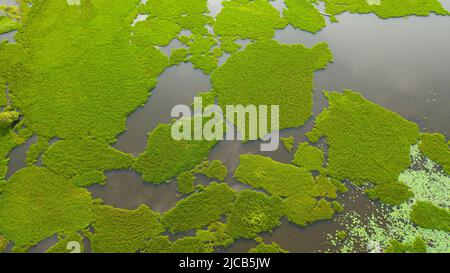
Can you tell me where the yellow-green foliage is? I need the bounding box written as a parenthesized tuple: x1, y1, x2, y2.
(249, 242, 288, 253)
(46, 233, 84, 253)
(337, 231, 347, 240)
(25, 136, 49, 166)
(0, 125, 31, 180)
(142, 236, 172, 253)
(42, 138, 133, 184)
(0, 15, 20, 35)
(162, 183, 236, 233)
(212, 39, 333, 133)
(177, 171, 196, 194)
(214, 0, 287, 40)
(90, 204, 164, 253)
(0, 110, 19, 129)
(419, 133, 450, 174)
(321, 0, 449, 18)
(293, 142, 325, 173)
(234, 154, 320, 198)
(410, 201, 450, 232)
(284, 0, 326, 33)
(332, 201, 344, 213)
(226, 190, 283, 239)
(195, 222, 234, 249)
(283, 196, 334, 227)
(0, 234, 7, 252)
(332, 179, 349, 193)
(132, 18, 181, 47)
(196, 160, 228, 181)
(385, 236, 427, 253)
(0, 167, 93, 249)
(280, 136, 295, 152)
(2, 0, 167, 143)
(169, 48, 189, 66)
(170, 237, 211, 253)
(315, 175, 338, 199)
(187, 34, 219, 74)
(134, 122, 218, 184)
(365, 181, 414, 206)
(71, 170, 106, 188)
(307, 90, 419, 185)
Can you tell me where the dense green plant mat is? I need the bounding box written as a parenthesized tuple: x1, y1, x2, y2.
(212, 39, 333, 133)
(249, 242, 288, 253)
(284, 0, 326, 33)
(0, 166, 93, 250)
(419, 133, 450, 175)
(45, 233, 84, 253)
(307, 90, 420, 185)
(293, 142, 325, 173)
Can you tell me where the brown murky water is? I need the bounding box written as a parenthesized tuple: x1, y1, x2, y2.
(3, 0, 450, 252)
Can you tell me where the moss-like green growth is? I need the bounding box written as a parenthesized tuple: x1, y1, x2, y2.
(308, 90, 419, 185)
(332, 201, 344, 213)
(177, 171, 196, 195)
(293, 142, 325, 173)
(0, 110, 19, 129)
(0, 167, 93, 249)
(42, 138, 133, 185)
(142, 236, 172, 253)
(90, 204, 164, 253)
(249, 242, 288, 253)
(234, 154, 320, 198)
(214, 0, 287, 40)
(0, 15, 20, 35)
(2, 0, 168, 143)
(162, 183, 236, 233)
(134, 122, 217, 184)
(169, 48, 189, 66)
(280, 136, 295, 152)
(385, 237, 427, 253)
(71, 170, 106, 188)
(315, 175, 338, 199)
(365, 181, 414, 206)
(212, 39, 333, 133)
(195, 160, 228, 181)
(337, 231, 347, 240)
(170, 236, 211, 253)
(195, 222, 234, 249)
(419, 133, 450, 174)
(0, 125, 31, 180)
(25, 136, 49, 166)
(46, 233, 84, 253)
(132, 18, 181, 47)
(283, 196, 334, 227)
(321, 0, 449, 19)
(410, 201, 450, 232)
(332, 179, 349, 194)
(0, 234, 7, 253)
(220, 37, 241, 54)
(284, 0, 326, 33)
(226, 190, 283, 239)
(187, 34, 219, 74)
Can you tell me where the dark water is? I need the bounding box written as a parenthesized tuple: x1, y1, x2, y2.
(4, 0, 450, 252)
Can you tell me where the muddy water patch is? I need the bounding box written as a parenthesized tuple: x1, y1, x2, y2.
(275, 13, 450, 136)
(88, 170, 180, 213)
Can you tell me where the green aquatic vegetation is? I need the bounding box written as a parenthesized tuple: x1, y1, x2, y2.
(249, 242, 288, 253)
(2, 0, 168, 143)
(0, 110, 19, 129)
(385, 237, 427, 253)
(186, 34, 219, 74)
(410, 201, 450, 232)
(0, 125, 31, 180)
(284, 0, 326, 33)
(195, 222, 234, 249)
(315, 176, 338, 199)
(132, 18, 181, 47)
(214, 0, 287, 41)
(365, 181, 414, 206)
(169, 48, 189, 66)
(293, 142, 325, 173)
(46, 233, 84, 253)
(196, 160, 228, 181)
(162, 183, 236, 233)
(0, 166, 93, 249)
(177, 171, 196, 194)
(283, 196, 334, 227)
(332, 179, 349, 193)
(321, 0, 449, 19)
(170, 236, 211, 253)
(220, 37, 241, 54)
(332, 201, 344, 213)
(134, 121, 218, 184)
(189, 53, 218, 74)
(0, 15, 20, 35)
(212, 39, 333, 133)
(90, 204, 164, 253)
(234, 154, 319, 198)
(337, 231, 347, 240)
(280, 136, 295, 152)
(226, 190, 283, 239)
(142, 236, 172, 253)
(0, 234, 6, 252)
(42, 138, 133, 183)
(419, 133, 450, 175)
(70, 170, 106, 188)
(25, 136, 49, 166)
(308, 90, 419, 185)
